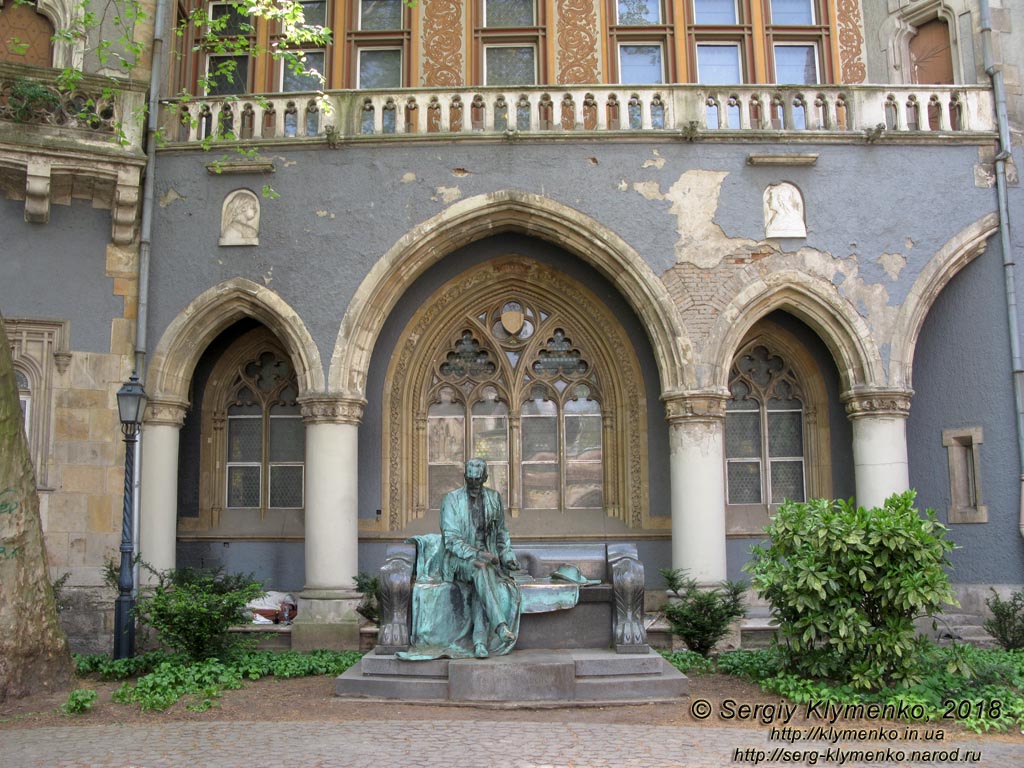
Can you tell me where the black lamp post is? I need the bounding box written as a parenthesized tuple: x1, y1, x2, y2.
(113, 371, 146, 659)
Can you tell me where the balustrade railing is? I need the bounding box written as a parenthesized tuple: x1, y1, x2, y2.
(161, 84, 994, 146)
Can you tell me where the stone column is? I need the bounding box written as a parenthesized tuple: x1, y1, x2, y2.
(842, 389, 913, 510)
(664, 392, 730, 584)
(138, 399, 188, 582)
(293, 394, 366, 650)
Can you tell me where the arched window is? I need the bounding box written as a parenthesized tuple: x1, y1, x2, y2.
(195, 329, 305, 530)
(726, 344, 806, 506)
(15, 368, 31, 439)
(384, 258, 649, 534)
(0, 0, 55, 67)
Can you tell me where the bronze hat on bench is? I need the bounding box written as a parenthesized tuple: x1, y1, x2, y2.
(550, 563, 601, 586)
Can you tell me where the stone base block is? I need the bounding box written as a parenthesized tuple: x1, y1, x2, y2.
(336, 648, 688, 703)
(291, 621, 359, 651)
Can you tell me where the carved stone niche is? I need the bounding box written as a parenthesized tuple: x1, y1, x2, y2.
(763, 182, 807, 239)
(219, 189, 260, 246)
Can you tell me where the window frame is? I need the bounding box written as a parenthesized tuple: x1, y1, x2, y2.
(617, 41, 668, 85)
(608, 0, 675, 84)
(200, 1, 256, 96)
(474, 0, 546, 85)
(346, 0, 411, 88)
(482, 43, 539, 86)
(771, 40, 821, 84)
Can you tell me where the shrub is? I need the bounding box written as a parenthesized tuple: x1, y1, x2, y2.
(354, 571, 380, 624)
(984, 589, 1024, 650)
(660, 568, 747, 657)
(745, 491, 956, 690)
(61, 688, 97, 715)
(133, 567, 265, 661)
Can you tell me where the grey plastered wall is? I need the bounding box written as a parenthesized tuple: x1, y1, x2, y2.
(908, 237, 1024, 584)
(0, 197, 121, 353)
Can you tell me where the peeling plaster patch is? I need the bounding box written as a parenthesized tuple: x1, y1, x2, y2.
(451, 168, 473, 177)
(263, 266, 273, 286)
(798, 247, 898, 341)
(432, 186, 462, 204)
(904, 237, 914, 250)
(617, 179, 629, 191)
(159, 187, 183, 207)
(640, 170, 758, 268)
(587, 157, 599, 166)
(641, 150, 665, 169)
(401, 172, 416, 184)
(275, 156, 297, 168)
(315, 210, 336, 219)
(877, 252, 906, 281)
(633, 181, 662, 201)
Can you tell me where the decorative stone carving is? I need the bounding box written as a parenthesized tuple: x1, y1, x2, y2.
(112, 167, 141, 245)
(764, 182, 806, 239)
(219, 189, 260, 246)
(376, 543, 415, 654)
(608, 543, 648, 653)
(144, 398, 189, 427)
(836, 0, 867, 84)
(663, 392, 729, 423)
(841, 389, 913, 418)
(556, 0, 600, 84)
(421, 0, 463, 86)
(299, 394, 367, 425)
(24, 161, 51, 224)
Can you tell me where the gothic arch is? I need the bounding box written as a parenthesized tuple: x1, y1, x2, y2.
(328, 190, 693, 400)
(146, 278, 325, 412)
(705, 270, 885, 394)
(889, 214, 999, 391)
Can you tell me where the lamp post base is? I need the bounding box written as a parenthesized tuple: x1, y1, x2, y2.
(113, 593, 135, 660)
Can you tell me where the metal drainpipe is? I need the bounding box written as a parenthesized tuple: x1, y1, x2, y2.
(132, 0, 169, 580)
(979, 0, 1024, 537)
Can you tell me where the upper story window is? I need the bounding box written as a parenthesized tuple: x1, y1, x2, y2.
(202, 1, 255, 95)
(15, 369, 31, 440)
(348, 0, 409, 87)
(0, 0, 55, 67)
(278, 0, 329, 91)
(477, 0, 544, 85)
(609, 0, 674, 84)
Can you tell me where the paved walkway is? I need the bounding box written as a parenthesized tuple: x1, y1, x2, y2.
(2, 719, 1018, 768)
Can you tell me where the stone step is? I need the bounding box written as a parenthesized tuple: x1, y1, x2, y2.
(335, 664, 450, 699)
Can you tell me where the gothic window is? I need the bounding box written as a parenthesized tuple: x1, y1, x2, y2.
(223, 350, 304, 513)
(424, 312, 603, 516)
(726, 344, 806, 506)
(476, 0, 545, 85)
(384, 259, 649, 533)
(15, 369, 30, 439)
(0, 0, 55, 67)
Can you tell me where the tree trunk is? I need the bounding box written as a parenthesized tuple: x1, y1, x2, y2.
(0, 316, 72, 702)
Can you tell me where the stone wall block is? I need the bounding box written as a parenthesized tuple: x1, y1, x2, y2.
(88, 408, 119, 442)
(87, 494, 115, 533)
(105, 244, 139, 278)
(109, 318, 135, 356)
(62, 465, 107, 494)
(55, 408, 91, 441)
(46, 493, 87, 531)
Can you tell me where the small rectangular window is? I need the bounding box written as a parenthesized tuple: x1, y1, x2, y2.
(943, 427, 987, 523)
(770, 0, 814, 26)
(693, 0, 737, 25)
(282, 50, 326, 91)
(299, 0, 327, 27)
(360, 0, 402, 30)
(358, 47, 402, 88)
(619, 43, 665, 84)
(485, 0, 535, 27)
(618, 0, 662, 25)
(206, 54, 249, 95)
(697, 43, 742, 83)
(208, 1, 250, 35)
(774, 43, 818, 83)
(484, 45, 537, 85)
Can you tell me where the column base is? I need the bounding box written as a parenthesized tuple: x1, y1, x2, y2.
(291, 589, 363, 651)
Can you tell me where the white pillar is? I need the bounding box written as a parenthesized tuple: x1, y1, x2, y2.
(666, 393, 729, 584)
(844, 389, 913, 509)
(138, 400, 187, 581)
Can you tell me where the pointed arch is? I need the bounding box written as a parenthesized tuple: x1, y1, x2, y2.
(705, 270, 885, 393)
(146, 278, 325, 408)
(328, 190, 693, 399)
(889, 214, 999, 391)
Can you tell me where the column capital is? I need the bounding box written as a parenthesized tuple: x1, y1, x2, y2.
(299, 394, 367, 425)
(662, 390, 731, 423)
(144, 397, 189, 427)
(841, 388, 914, 419)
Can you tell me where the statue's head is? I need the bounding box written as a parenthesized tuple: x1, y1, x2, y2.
(465, 457, 488, 493)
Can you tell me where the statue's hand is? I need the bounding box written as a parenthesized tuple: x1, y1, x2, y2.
(474, 550, 497, 568)
(501, 555, 520, 571)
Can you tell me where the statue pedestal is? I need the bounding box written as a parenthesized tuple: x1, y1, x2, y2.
(335, 648, 687, 703)
(291, 589, 362, 651)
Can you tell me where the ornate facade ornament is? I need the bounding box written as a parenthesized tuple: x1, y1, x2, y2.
(609, 543, 648, 653)
(145, 398, 189, 427)
(841, 389, 913, 418)
(219, 189, 260, 246)
(764, 182, 806, 239)
(376, 543, 415, 654)
(836, 0, 868, 84)
(663, 392, 730, 423)
(421, 0, 463, 86)
(24, 161, 51, 224)
(299, 394, 367, 425)
(556, 0, 600, 85)
(112, 167, 141, 245)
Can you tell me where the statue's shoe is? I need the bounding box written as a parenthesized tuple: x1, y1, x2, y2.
(474, 643, 489, 658)
(496, 623, 515, 642)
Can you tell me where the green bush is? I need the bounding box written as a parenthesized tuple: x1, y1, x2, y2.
(745, 491, 956, 690)
(133, 567, 265, 661)
(984, 589, 1024, 650)
(353, 571, 380, 624)
(60, 688, 97, 715)
(660, 568, 746, 657)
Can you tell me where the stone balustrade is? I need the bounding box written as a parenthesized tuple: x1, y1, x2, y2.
(161, 83, 994, 146)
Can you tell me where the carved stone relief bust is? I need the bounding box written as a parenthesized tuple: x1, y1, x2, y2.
(763, 182, 807, 239)
(219, 189, 260, 246)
